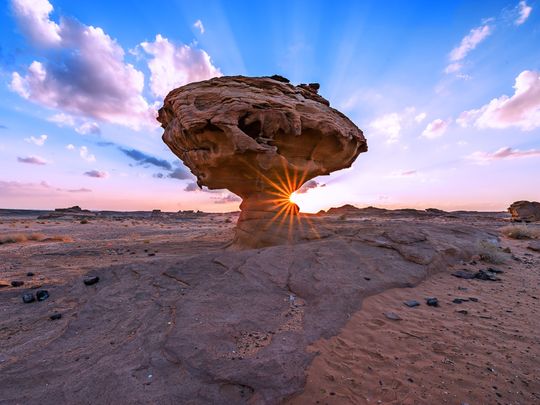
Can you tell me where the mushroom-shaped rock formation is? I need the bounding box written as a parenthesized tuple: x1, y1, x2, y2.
(157, 75, 367, 248)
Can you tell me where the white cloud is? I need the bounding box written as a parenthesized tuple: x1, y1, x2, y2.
(467, 146, 540, 164)
(140, 34, 222, 98)
(48, 113, 75, 127)
(79, 146, 96, 162)
(75, 122, 100, 135)
(66, 144, 75, 150)
(370, 113, 402, 144)
(458, 70, 540, 131)
(421, 118, 451, 139)
(10, 0, 157, 130)
(414, 112, 427, 123)
(446, 24, 492, 73)
(49, 113, 100, 135)
(369, 107, 423, 144)
(516, 1, 532, 25)
(25, 134, 48, 146)
(193, 19, 205, 34)
(11, 0, 61, 47)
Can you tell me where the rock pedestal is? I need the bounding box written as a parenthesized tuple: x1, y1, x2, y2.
(157, 75, 367, 248)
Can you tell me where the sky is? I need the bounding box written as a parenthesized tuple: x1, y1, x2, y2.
(0, 0, 539, 212)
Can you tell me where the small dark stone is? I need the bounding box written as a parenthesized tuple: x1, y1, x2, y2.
(487, 267, 504, 274)
(475, 269, 500, 281)
(452, 270, 476, 279)
(83, 276, 100, 286)
(452, 298, 469, 304)
(148, 253, 155, 257)
(49, 313, 62, 320)
(426, 297, 439, 307)
(469, 297, 479, 302)
(36, 290, 49, 301)
(268, 74, 290, 83)
(457, 309, 468, 315)
(364, 277, 371, 281)
(458, 286, 468, 291)
(11, 280, 24, 287)
(22, 293, 35, 303)
(404, 300, 420, 308)
(26, 272, 34, 277)
(384, 312, 401, 321)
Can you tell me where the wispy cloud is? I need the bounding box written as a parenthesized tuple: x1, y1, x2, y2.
(421, 118, 451, 139)
(193, 19, 205, 34)
(67, 187, 92, 193)
(516, 1, 532, 25)
(468, 146, 540, 164)
(212, 194, 241, 204)
(84, 170, 108, 178)
(119, 147, 172, 170)
(184, 182, 199, 192)
(25, 134, 47, 146)
(296, 180, 325, 194)
(445, 23, 492, 74)
(17, 155, 47, 165)
(457, 70, 540, 131)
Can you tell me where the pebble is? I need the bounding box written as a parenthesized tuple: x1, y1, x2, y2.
(457, 309, 468, 315)
(404, 300, 420, 307)
(50, 313, 62, 320)
(83, 276, 100, 286)
(384, 312, 402, 321)
(26, 272, 34, 277)
(11, 280, 24, 287)
(22, 293, 35, 303)
(452, 298, 469, 304)
(36, 290, 49, 301)
(426, 297, 439, 307)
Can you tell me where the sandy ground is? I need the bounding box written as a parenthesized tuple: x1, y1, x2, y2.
(289, 238, 540, 405)
(0, 208, 538, 404)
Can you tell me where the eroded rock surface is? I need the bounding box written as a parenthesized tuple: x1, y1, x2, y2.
(508, 200, 540, 222)
(157, 76, 367, 248)
(0, 211, 498, 404)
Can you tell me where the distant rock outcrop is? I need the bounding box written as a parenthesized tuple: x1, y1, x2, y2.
(508, 201, 540, 222)
(158, 75, 367, 248)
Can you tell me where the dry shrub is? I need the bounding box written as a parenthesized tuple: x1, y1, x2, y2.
(500, 224, 540, 240)
(0, 233, 72, 245)
(477, 240, 508, 264)
(80, 219, 89, 224)
(338, 214, 347, 220)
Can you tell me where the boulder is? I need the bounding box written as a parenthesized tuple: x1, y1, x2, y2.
(158, 75, 367, 248)
(508, 200, 540, 222)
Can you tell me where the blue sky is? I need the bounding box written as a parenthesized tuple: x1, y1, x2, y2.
(0, 0, 539, 212)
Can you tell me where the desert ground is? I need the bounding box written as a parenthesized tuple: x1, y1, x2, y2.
(0, 206, 539, 404)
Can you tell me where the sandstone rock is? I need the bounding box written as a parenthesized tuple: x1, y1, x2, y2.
(158, 75, 367, 248)
(508, 200, 540, 222)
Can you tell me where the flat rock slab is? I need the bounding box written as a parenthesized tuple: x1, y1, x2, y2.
(0, 221, 493, 404)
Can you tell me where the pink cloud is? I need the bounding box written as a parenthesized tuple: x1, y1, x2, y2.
(17, 155, 47, 165)
(468, 146, 540, 164)
(84, 170, 108, 178)
(458, 70, 540, 131)
(421, 118, 451, 139)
